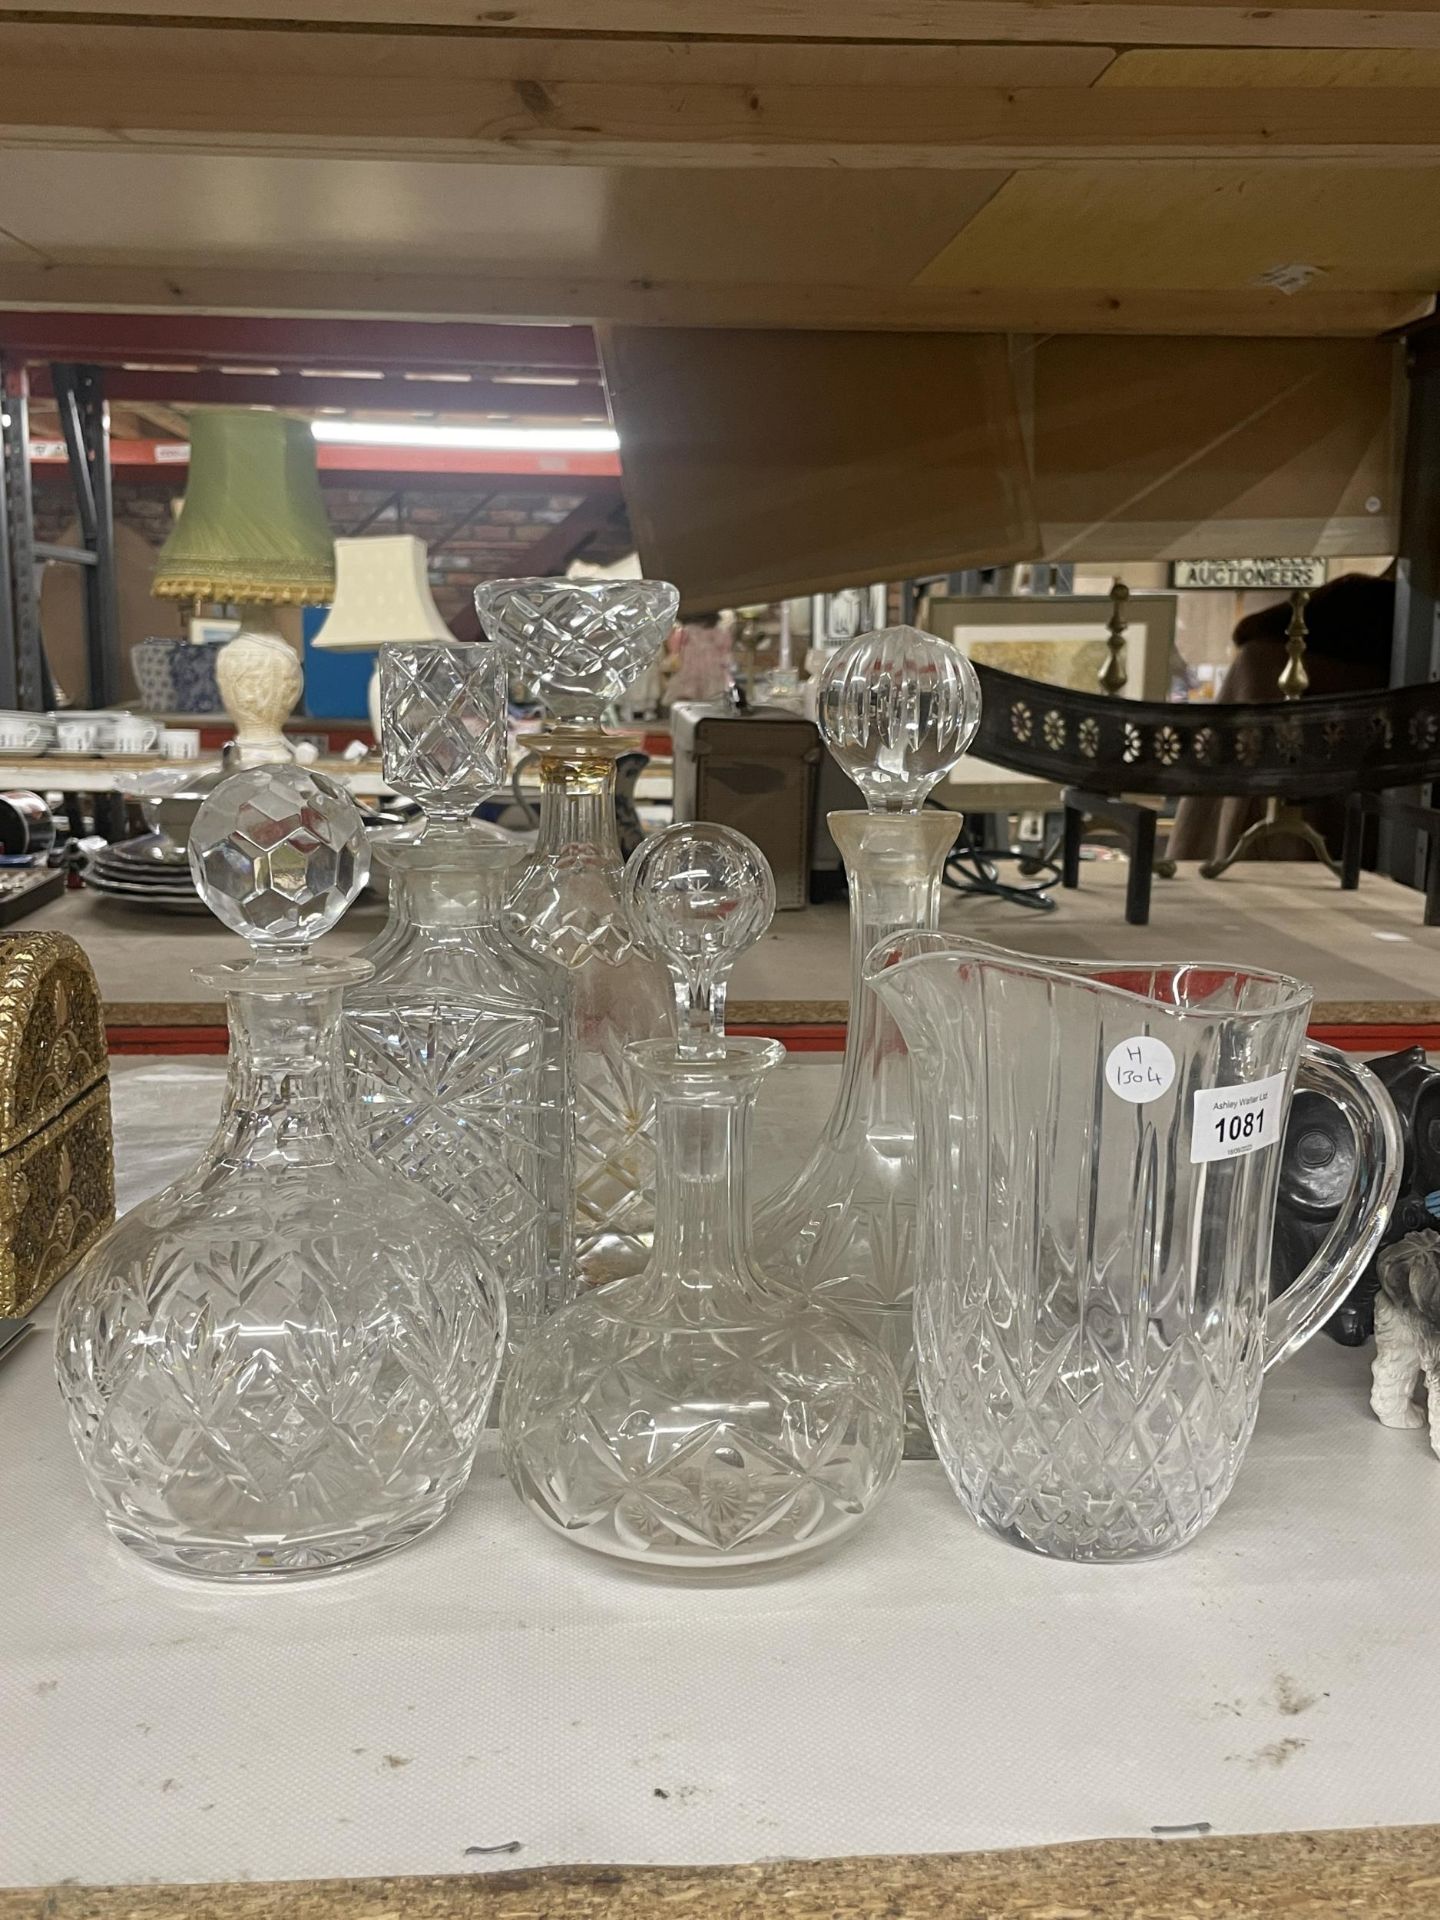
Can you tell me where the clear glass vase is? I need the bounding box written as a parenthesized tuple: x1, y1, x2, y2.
(345, 642, 573, 1347)
(501, 823, 903, 1572)
(476, 577, 680, 1286)
(753, 811, 960, 1456)
(55, 767, 505, 1579)
(753, 626, 981, 1457)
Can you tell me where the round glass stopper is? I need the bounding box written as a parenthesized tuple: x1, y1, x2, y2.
(189, 763, 371, 949)
(623, 822, 775, 1053)
(818, 625, 981, 813)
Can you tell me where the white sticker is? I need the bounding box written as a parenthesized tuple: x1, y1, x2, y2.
(1105, 1035, 1176, 1105)
(1191, 1072, 1288, 1163)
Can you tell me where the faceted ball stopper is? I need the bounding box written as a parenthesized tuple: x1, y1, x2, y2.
(819, 625, 981, 813)
(189, 764, 371, 951)
(623, 822, 775, 1055)
(378, 641, 508, 823)
(475, 576, 680, 725)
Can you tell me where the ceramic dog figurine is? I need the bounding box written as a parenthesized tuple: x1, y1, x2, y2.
(1371, 1229, 1440, 1457)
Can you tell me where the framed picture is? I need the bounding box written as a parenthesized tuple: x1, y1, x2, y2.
(926, 593, 1177, 703)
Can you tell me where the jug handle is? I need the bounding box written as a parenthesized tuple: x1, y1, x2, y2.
(1264, 1042, 1403, 1373)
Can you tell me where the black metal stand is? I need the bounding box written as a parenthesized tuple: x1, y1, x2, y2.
(1389, 325, 1440, 890)
(1343, 790, 1440, 925)
(1061, 787, 1175, 927)
(51, 364, 120, 709)
(0, 356, 45, 709)
(0, 356, 120, 711)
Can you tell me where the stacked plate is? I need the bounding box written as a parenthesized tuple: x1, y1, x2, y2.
(83, 832, 205, 913)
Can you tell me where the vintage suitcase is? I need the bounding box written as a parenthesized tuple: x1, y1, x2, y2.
(0, 932, 114, 1315)
(670, 703, 823, 908)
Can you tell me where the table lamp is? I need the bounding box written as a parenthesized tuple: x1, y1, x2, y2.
(311, 535, 454, 742)
(151, 410, 336, 765)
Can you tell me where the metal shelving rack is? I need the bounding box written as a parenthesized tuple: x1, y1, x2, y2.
(0, 355, 120, 711)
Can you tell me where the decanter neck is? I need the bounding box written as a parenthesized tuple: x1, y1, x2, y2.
(639, 1038, 781, 1307)
(829, 810, 961, 1132)
(214, 983, 360, 1169)
(535, 750, 620, 862)
(385, 843, 514, 930)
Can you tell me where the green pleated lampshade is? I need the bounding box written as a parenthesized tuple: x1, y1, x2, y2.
(153, 409, 336, 606)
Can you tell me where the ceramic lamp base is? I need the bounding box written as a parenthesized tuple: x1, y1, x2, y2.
(216, 621, 304, 767)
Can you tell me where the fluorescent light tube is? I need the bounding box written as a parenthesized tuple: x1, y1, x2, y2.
(311, 421, 618, 452)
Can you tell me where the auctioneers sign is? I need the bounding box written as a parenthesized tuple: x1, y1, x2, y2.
(1169, 559, 1327, 591)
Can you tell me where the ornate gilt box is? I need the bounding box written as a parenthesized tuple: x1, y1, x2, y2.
(0, 932, 114, 1315)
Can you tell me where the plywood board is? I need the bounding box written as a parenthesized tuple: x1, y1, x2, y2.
(915, 163, 1440, 292)
(913, 45, 1440, 297)
(1101, 45, 1440, 84)
(1, 23, 1436, 168)
(1030, 334, 1400, 559)
(4, 241, 1418, 334)
(601, 325, 1038, 608)
(10, 0, 1440, 48)
(0, 148, 1009, 288)
(604, 327, 1400, 600)
(0, 24, 1117, 91)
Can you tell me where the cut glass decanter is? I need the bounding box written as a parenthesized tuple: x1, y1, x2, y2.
(501, 821, 904, 1573)
(475, 576, 678, 1286)
(55, 765, 505, 1580)
(345, 642, 574, 1350)
(753, 626, 982, 1457)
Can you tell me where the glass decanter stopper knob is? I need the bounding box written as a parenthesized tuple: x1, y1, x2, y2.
(818, 624, 982, 814)
(188, 763, 371, 954)
(474, 576, 680, 726)
(377, 641, 508, 828)
(623, 821, 775, 1056)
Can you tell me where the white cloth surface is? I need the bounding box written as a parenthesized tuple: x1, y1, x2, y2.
(4, 1064, 1440, 1887)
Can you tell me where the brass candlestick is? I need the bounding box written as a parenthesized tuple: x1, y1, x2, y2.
(1201, 586, 1340, 880)
(1098, 578, 1129, 696)
(1279, 587, 1312, 701)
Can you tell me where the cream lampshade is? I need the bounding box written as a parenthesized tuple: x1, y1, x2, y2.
(152, 410, 335, 766)
(313, 536, 454, 740)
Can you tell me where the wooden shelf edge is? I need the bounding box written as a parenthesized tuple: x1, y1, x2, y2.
(9, 1824, 1440, 1920)
(103, 1000, 1440, 1058)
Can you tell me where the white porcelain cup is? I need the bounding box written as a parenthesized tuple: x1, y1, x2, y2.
(0, 716, 46, 752)
(57, 720, 101, 753)
(160, 727, 201, 760)
(110, 720, 163, 754)
(62, 710, 130, 748)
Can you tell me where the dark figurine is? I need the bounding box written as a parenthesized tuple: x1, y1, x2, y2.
(1270, 1046, 1440, 1345)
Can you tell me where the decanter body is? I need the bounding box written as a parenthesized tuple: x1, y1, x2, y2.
(501, 823, 903, 1572)
(346, 642, 573, 1346)
(754, 812, 959, 1455)
(506, 736, 670, 1284)
(54, 768, 505, 1580)
(753, 627, 982, 1457)
(346, 846, 572, 1349)
(476, 578, 679, 1286)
